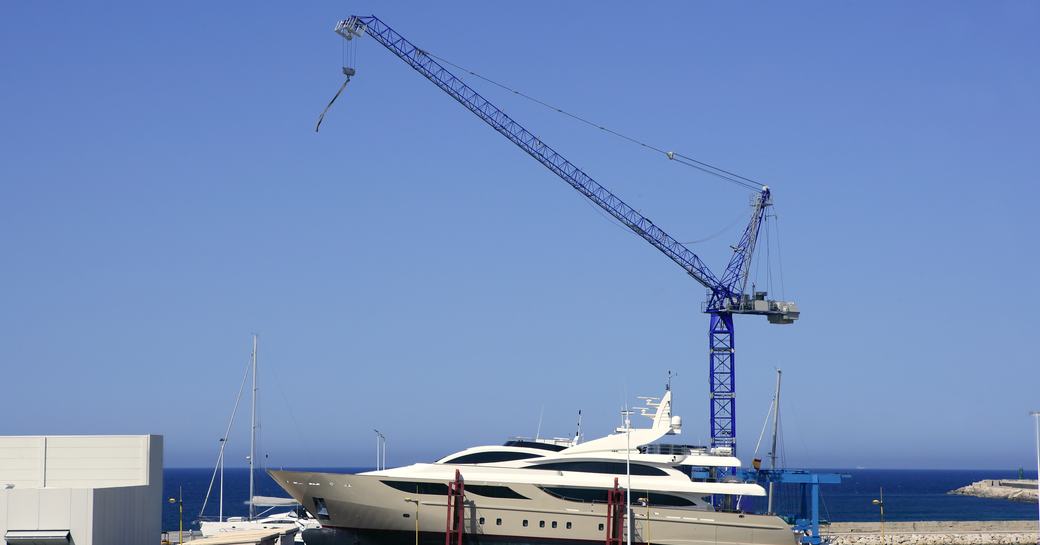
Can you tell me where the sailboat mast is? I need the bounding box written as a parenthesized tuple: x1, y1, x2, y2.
(249, 334, 257, 521)
(767, 368, 782, 514)
(219, 447, 224, 521)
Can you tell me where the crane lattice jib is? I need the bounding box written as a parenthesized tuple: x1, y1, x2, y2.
(719, 188, 770, 298)
(338, 15, 729, 300)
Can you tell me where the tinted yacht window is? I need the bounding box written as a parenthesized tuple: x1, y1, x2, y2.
(542, 487, 695, 507)
(541, 487, 608, 503)
(443, 451, 543, 464)
(381, 481, 449, 495)
(503, 440, 568, 452)
(528, 461, 668, 476)
(465, 485, 529, 499)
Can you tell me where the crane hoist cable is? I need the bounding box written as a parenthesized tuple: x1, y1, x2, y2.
(773, 214, 787, 301)
(423, 50, 764, 192)
(317, 37, 363, 132)
(318, 28, 765, 192)
(579, 182, 744, 247)
(751, 213, 787, 302)
(321, 41, 762, 244)
(415, 50, 786, 288)
(765, 213, 773, 295)
(681, 209, 748, 245)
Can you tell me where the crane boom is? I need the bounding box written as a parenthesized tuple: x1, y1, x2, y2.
(335, 16, 725, 294)
(331, 15, 799, 459)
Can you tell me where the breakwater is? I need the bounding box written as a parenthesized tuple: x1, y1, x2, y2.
(949, 480, 1038, 503)
(824, 521, 1037, 545)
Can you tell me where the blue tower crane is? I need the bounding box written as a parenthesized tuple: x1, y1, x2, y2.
(332, 16, 799, 456)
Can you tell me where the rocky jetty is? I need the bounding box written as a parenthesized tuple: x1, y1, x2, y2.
(949, 480, 1038, 503)
(824, 521, 1037, 545)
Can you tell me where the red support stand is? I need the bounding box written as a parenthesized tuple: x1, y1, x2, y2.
(445, 469, 465, 545)
(605, 478, 625, 545)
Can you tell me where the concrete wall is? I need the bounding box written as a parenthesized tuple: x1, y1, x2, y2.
(90, 435, 163, 545)
(0, 435, 156, 489)
(0, 488, 92, 544)
(0, 435, 162, 545)
(92, 485, 161, 545)
(0, 437, 46, 489)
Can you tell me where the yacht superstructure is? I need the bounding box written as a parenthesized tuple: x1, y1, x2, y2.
(271, 389, 797, 545)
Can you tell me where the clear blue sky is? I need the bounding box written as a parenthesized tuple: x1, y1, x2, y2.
(1, 2, 1037, 470)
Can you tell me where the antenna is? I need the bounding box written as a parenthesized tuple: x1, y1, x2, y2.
(535, 405, 545, 441)
(573, 410, 583, 444)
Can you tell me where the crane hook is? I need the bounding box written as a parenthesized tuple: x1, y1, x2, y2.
(315, 67, 356, 133)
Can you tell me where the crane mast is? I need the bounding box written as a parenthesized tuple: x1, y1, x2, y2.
(333, 15, 798, 454)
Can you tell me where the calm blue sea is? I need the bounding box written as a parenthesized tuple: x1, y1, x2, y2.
(162, 468, 1038, 532)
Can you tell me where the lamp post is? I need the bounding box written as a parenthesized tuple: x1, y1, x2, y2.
(168, 486, 183, 544)
(1031, 411, 1040, 545)
(622, 408, 633, 545)
(404, 497, 419, 545)
(374, 429, 386, 470)
(871, 487, 885, 545)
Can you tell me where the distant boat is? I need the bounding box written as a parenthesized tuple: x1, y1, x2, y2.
(200, 497, 315, 542)
(197, 335, 319, 542)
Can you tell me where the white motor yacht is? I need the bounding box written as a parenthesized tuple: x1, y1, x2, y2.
(271, 388, 797, 545)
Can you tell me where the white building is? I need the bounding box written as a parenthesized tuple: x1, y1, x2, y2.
(0, 435, 162, 545)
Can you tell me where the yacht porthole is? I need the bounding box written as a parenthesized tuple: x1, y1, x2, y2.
(479, 517, 485, 525)
(539, 521, 545, 528)
(496, 518, 502, 526)
(566, 522, 572, 530)
(523, 520, 528, 527)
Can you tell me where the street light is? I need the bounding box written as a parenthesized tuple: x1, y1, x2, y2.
(871, 487, 885, 545)
(167, 486, 183, 545)
(621, 407, 634, 545)
(404, 497, 420, 545)
(1030, 411, 1040, 545)
(374, 429, 387, 470)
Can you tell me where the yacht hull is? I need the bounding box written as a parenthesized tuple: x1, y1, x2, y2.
(301, 527, 625, 545)
(270, 470, 796, 545)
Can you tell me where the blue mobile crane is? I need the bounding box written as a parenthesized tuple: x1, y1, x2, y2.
(331, 15, 800, 458)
